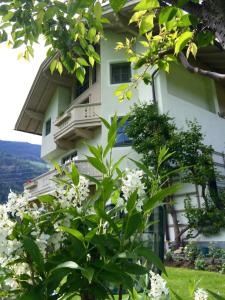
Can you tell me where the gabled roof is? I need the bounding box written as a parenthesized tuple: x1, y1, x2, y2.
(15, 57, 73, 135)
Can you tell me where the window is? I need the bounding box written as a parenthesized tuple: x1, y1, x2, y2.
(110, 62, 131, 84)
(62, 151, 78, 165)
(76, 68, 90, 97)
(75, 65, 97, 98)
(115, 117, 132, 147)
(45, 119, 51, 136)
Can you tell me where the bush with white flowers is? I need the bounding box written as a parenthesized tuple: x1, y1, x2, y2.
(0, 117, 182, 300)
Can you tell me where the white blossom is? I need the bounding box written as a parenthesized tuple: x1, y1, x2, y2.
(6, 190, 42, 220)
(149, 271, 169, 300)
(194, 288, 208, 300)
(121, 169, 146, 211)
(55, 176, 89, 210)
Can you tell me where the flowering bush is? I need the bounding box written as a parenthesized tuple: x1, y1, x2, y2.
(0, 116, 212, 300)
(0, 116, 182, 300)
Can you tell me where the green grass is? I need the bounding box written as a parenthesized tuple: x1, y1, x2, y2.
(164, 267, 225, 300)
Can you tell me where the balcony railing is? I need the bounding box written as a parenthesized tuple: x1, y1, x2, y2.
(54, 102, 101, 149)
(24, 160, 101, 199)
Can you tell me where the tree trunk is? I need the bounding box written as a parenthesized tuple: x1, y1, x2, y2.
(166, 203, 183, 248)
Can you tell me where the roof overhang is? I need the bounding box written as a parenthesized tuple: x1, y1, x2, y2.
(15, 58, 73, 135)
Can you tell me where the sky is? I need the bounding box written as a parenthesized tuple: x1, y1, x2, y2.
(0, 43, 47, 145)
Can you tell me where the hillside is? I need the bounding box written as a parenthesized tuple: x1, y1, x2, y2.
(0, 140, 48, 203)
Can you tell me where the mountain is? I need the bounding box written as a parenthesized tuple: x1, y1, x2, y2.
(0, 140, 48, 203)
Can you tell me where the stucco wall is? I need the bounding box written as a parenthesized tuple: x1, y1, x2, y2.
(41, 86, 71, 161)
(155, 64, 225, 243)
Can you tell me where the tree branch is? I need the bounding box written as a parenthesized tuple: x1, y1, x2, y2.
(178, 52, 225, 81)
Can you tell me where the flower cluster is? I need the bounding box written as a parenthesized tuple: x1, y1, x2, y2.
(149, 271, 169, 300)
(55, 175, 89, 212)
(194, 288, 208, 300)
(121, 169, 146, 211)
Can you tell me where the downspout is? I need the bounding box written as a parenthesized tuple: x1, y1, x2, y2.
(151, 68, 171, 247)
(151, 69, 158, 105)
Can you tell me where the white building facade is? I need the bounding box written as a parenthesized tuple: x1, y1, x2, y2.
(15, 7, 225, 246)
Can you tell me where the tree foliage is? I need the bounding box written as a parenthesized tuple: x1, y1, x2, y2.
(127, 103, 225, 240)
(0, 0, 224, 87)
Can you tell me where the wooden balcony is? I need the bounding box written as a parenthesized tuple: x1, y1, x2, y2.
(24, 160, 101, 199)
(54, 102, 101, 149)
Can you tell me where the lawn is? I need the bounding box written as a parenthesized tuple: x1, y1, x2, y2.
(164, 267, 225, 300)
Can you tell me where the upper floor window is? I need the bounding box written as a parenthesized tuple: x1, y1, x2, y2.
(110, 62, 131, 84)
(75, 65, 97, 98)
(45, 118, 51, 136)
(115, 117, 132, 147)
(62, 151, 78, 165)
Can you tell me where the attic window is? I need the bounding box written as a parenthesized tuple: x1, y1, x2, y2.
(45, 119, 51, 136)
(110, 62, 131, 84)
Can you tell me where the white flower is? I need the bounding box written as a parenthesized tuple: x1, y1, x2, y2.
(55, 176, 89, 210)
(6, 190, 42, 220)
(121, 169, 146, 210)
(149, 271, 169, 300)
(194, 288, 208, 300)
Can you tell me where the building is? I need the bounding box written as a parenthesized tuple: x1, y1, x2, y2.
(15, 2, 225, 246)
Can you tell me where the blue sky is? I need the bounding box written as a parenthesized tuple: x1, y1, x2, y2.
(0, 42, 47, 145)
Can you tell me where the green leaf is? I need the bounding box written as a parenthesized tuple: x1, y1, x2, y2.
(89, 56, 95, 67)
(87, 27, 97, 43)
(171, 289, 183, 300)
(94, 1, 102, 19)
(52, 160, 63, 175)
(144, 183, 181, 212)
(56, 61, 63, 75)
(207, 290, 225, 300)
(129, 11, 147, 24)
(125, 212, 142, 239)
(59, 226, 84, 242)
(99, 116, 110, 129)
(22, 237, 45, 273)
(71, 162, 80, 186)
(159, 7, 177, 25)
(3, 11, 14, 22)
(140, 14, 155, 35)
(134, 0, 159, 11)
(114, 83, 129, 96)
(186, 42, 198, 58)
(175, 31, 193, 54)
(110, 0, 127, 12)
(123, 262, 148, 275)
(76, 67, 85, 84)
(82, 267, 94, 283)
(86, 156, 107, 174)
(126, 89, 133, 100)
(197, 31, 214, 48)
(77, 57, 89, 67)
(37, 194, 56, 203)
(135, 246, 167, 275)
(127, 190, 137, 213)
(51, 261, 81, 273)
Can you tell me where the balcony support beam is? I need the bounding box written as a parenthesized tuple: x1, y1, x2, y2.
(55, 139, 75, 150)
(75, 128, 94, 139)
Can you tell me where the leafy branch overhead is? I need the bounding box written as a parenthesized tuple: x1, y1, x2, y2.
(0, 0, 225, 86)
